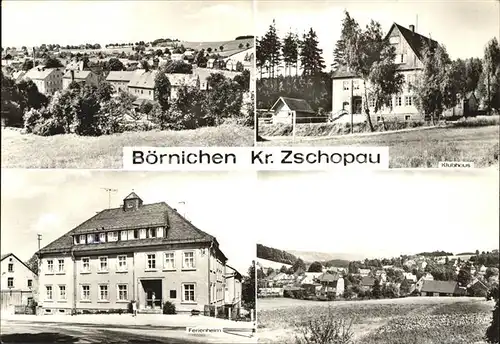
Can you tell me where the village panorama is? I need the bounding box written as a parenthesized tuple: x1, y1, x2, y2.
(0, 0, 255, 168)
(256, 243, 499, 344)
(255, 1, 500, 168)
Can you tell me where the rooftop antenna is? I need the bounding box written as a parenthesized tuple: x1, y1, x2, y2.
(101, 188, 118, 209)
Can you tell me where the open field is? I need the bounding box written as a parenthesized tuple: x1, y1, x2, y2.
(257, 297, 494, 344)
(1, 125, 253, 168)
(259, 125, 499, 168)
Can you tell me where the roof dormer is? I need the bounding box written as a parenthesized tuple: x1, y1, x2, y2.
(123, 191, 143, 211)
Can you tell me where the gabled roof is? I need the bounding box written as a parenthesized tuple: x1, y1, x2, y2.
(361, 276, 376, 286)
(63, 70, 92, 80)
(388, 23, 439, 61)
(105, 71, 137, 82)
(317, 272, 340, 283)
(166, 73, 199, 87)
(421, 280, 458, 294)
(38, 201, 216, 256)
(25, 66, 61, 80)
(124, 191, 141, 200)
(1, 253, 38, 275)
(128, 70, 158, 89)
(270, 97, 315, 113)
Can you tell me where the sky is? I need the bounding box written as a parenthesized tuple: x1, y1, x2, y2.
(256, 0, 500, 69)
(255, 170, 499, 260)
(1, 170, 257, 276)
(1, 0, 254, 47)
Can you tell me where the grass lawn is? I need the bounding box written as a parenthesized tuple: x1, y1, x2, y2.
(257, 297, 494, 344)
(1, 125, 254, 168)
(259, 125, 500, 168)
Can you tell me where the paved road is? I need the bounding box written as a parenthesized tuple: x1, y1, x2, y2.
(0, 320, 253, 344)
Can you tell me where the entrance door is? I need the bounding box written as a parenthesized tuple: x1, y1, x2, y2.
(352, 96, 362, 114)
(141, 280, 162, 309)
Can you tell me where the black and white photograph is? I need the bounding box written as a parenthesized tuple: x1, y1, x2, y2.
(0, 170, 257, 343)
(255, 170, 499, 344)
(255, 1, 500, 168)
(1, 0, 255, 169)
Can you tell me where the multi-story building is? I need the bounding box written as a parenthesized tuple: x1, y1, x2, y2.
(62, 70, 99, 90)
(37, 192, 241, 315)
(1, 253, 38, 313)
(128, 70, 157, 101)
(24, 65, 64, 95)
(331, 23, 438, 123)
(105, 71, 139, 93)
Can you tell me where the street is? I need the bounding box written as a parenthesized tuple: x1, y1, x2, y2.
(0, 320, 255, 344)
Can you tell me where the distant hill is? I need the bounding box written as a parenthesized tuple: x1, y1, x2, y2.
(287, 250, 365, 264)
(256, 258, 292, 271)
(256, 244, 298, 265)
(417, 251, 454, 257)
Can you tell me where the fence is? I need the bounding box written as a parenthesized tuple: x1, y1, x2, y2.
(203, 304, 245, 321)
(1, 290, 33, 315)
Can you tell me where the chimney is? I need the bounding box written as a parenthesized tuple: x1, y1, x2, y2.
(409, 25, 415, 33)
(71, 70, 75, 82)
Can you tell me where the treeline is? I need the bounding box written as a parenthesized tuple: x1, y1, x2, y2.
(417, 251, 454, 257)
(256, 20, 330, 113)
(323, 259, 350, 268)
(470, 252, 499, 267)
(256, 244, 298, 265)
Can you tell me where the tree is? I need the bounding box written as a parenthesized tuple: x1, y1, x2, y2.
(96, 82, 113, 103)
(457, 268, 472, 287)
(22, 59, 34, 71)
(333, 11, 359, 71)
(300, 28, 325, 77)
(343, 18, 403, 131)
(194, 49, 208, 68)
(242, 262, 256, 311)
(261, 19, 282, 79)
(164, 60, 192, 74)
(308, 261, 323, 272)
(16, 79, 49, 112)
(154, 69, 172, 112)
(372, 278, 382, 298)
(204, 76, 243, 125)
(256, 37, 267, 79)
(282, 31, 299, 77)
(43, 56, 63, 68)
(292, 258, 306, 273)
(280, 265, 288, 273)
(106, 58, 125, 71)
(26, 254, 40, 275)
(400, 278, 411, 295)
(479, 37, 500, 111)
(234, 69, 250, 91)
(485, 285, 499, 343)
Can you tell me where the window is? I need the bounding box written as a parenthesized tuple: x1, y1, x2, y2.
(342, 81, 349, 91)
(28, 279, 33, 288)
(47, 260, 54, 273)
(353, 80, 359, 90)
(81, 258, 90, 272)
(108, 232, 118, 242)
(99, 257, 108, 272)
(99, 233, 106, 243)
(58, 259, 65, 273)
(405, 115, 411, 121)
(133, 230, 139, 239)
(59, 285, 66, 300)
(120, 230, 127, 241)
(99, 285, 109, 301)
(118, 255, 127, 271)
(164, 252, 175, 270)
(79, 235, 86, 243)
(46, 286, 53, 300)
(405, 96, 413, 106)
(395, 96, 402, 107)
(87, 234, 94, 244)
(7, 277, 14, 288)
(8, 263, 13, 272)
(388, 98, 393, 108)
(147, 254, 156, 269)
(81, 285, 90, 301)
(376, 116, 382, 122)
(400, 54, 406, 63)
(182, 284, 195, 302)
(183, 251, 195, 269)
(369, 98, 375, 108)
(148, 228, 156, 238)
(170, 290, 177, 298)
(117, 284, 128, 301)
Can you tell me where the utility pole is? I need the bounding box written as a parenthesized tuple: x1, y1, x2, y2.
(37, 234, 42, 251)
(101, 188, 118, 209)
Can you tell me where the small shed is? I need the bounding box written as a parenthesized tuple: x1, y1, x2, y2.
(420, 280, 459, 296)
(270, 97, 316, 124)
(443, 92, 479, 118)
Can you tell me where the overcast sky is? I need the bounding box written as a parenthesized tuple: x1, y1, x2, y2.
(1, 0, 254, 47)
(257, 0, 500, 69)
(256, 170, 499, 259)
(1, 170, 257, 276)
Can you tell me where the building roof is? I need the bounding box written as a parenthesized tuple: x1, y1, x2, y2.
(105, 71, 137, 82)
(317, 273, 340, 283)
(421, 280, 458, 294)
(24, 66, 61, 80)
(63, 70, 92, 80)
(193, 67, 241, 84)
(1, 253, 38, 275)
(128, 70, 158, 89)
(270, 97, 315, 113)
(166, 73, 199, 87)
(38, 199, 218, 256)
(389, 23, 438, 61)
(124, 191, 141, 200)
(361, 276, 376, 286)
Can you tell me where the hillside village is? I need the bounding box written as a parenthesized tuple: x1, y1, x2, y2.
(257, 244, 499, 301)
(1, 37, 255, 136)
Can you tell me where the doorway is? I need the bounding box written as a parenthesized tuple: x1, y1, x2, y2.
(140, 280, 162, 309)
(352, 96, 362, 114)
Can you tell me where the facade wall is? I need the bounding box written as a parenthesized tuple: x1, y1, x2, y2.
(38, 255, 75, 312)
(128, 86, 155, 100)
(272, 103, 293, 124)
(0, 256, 37, 294)
(388, 26, 423, 70)
(109, 80, 130, 93)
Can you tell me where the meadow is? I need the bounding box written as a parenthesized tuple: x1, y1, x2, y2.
(1, 125, 253, 168)
(257, 297, 494, 344)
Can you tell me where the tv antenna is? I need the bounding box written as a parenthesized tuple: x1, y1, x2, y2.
(102, 188, 118, 209)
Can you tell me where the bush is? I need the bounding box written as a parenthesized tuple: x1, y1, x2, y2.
(295, 306, 354, 344)
(163, 301, 176, 314)
(127, 301, 134, 314)
(32, 117, 66, 136)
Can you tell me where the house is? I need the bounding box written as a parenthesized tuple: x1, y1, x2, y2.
(332, 23, 439, 123)
(360, 276, 376, 291)
(1, 253, 38, 314)
(62, 70, 98, 90)
(420, 280, 460, 296)
(270, 97, 316, 124)
(468, 279, 489, 296)
(37, 192, 233, 315)
(171, 53, 184, 62)
(165, 73, 200, 100)
(128, 70, 157, 101)
(105, 71, 138, 93)
(415, 273, 434, 292)
(12, 70, 26, 82)
(443, 92, 478, 118)
(375, 270, 387, 282)
(207, 58, 216, 69)
(403, 272, 417, 282)
(358, 268, 371, 277)
(299, 272, 323, 285)
(316, 273, 344, 297)
(24, 65, 64, 95)
(224, 265, 242, 318)
(193, 67, 241, 91)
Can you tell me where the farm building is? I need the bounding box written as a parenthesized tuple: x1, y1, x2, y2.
(23, 65, 64, 95)
(269, 97, 316, 124)
(360, 276, 376, 292)
(415, 273, 434, 292)
(403, 272, 417, 282)
(331, 23, 440, 123)
(316, 273, 344, 297)
(1, 253, 38, 315)
(468, 279, 489, 296)
(105, 71, 139, 93)
(420, 280, 463, 296)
